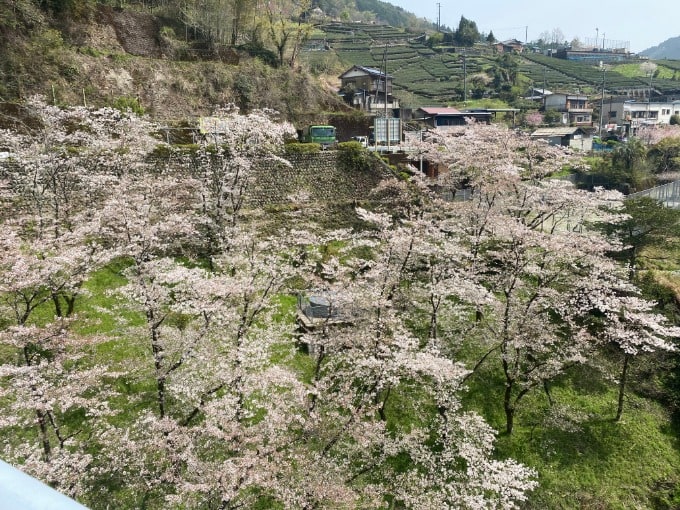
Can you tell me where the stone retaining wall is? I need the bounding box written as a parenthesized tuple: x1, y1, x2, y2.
(247, 151, 396, 208)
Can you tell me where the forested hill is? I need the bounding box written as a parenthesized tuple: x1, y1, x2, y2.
(316, 0, 436, 30)
(0, 0, 353, 123)
(641, 36, 680, 59)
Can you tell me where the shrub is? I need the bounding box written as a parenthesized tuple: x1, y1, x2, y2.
(237, 42, 279, 68)
(112, 96, 145, 116)
(284, 142, 320, 154)
(337, 141, 372, 172)
(543, 109, 563, 125)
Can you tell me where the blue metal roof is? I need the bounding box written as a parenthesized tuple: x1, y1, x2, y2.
(0, 460, 89, 509)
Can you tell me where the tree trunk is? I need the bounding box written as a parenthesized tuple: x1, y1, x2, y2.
(37, 409, 52, 462)
(65, 294, 76, 316)
(543, 380, 554, 406)
(615, 354, 630, 421)
(504, 382, 515, 435)
(429, 301, 438, 340)
(51, 293, 63, 318)
(377, 385, 391, 421)
(150, 323, 166, 418)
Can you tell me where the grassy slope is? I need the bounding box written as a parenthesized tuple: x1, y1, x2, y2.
(460, 351, 680, 509)
(20, 241, 671, 510)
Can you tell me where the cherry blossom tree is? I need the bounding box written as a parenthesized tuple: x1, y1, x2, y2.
(93, 167, 329, 506)
(180, 105, 296, 259)
(0, 226, 114, 502)
(412, 122, 677, 432)
(636, 124, 680, 146)
(0, 97, 161, 316)
(570, 267, 680, 421)
(289, 207, 539, 508)
(0, 321, 114, 499)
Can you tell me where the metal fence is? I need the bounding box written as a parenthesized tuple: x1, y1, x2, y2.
(627, 180, 680, 209)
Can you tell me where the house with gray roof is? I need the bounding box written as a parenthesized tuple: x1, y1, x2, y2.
(414, 107, 492, 129)
(339, 65, 398, 112)
(530, 126, 592, 151)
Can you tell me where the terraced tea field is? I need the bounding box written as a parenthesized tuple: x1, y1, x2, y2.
(302, 22, 680, 107)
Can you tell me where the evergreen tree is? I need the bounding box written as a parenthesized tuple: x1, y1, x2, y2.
(454, 16, 480, 47)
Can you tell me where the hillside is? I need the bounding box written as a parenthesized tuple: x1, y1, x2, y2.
(0, 1, 347, 125)
(641, 36, 680, 60)
(3, 0, 680, 124)
(303, 22, 680, 108)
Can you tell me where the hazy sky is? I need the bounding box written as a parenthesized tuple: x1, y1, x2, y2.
(386, 0, 678, 53)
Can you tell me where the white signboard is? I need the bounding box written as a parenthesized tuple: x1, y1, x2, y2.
(373, 117, 401, 144)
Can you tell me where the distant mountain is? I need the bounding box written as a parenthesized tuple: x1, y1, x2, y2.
(640, 36, 680, 59)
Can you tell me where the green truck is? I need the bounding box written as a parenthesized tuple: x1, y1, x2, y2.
(301, 125, 337, 149)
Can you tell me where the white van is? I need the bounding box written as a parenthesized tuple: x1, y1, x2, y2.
(351, 136, 368, 148)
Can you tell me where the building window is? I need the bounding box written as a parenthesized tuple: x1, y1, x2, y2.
(609, 111, 617, 118)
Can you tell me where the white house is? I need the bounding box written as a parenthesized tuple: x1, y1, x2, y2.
(543, 93, 593, 126)
(606, 99, 680, 135)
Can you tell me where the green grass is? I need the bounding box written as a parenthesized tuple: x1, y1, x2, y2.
(3, 246, 680, 509)
(456, 332, 680, 510)
(496, 383, 680, 509)
(73, 258, 145, 337)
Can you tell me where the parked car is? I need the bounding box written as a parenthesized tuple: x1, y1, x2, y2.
(350, 135, 369, 148)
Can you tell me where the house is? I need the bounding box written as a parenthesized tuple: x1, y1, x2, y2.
(414, 107, 492, 129)
(338, 65, 398, 112)
(606, 99, 680, 135)
(543, 93, 593, 126)
(495, 39, 524, 53)
(525, 87, 553, 101)
(531, 126, 592, 151)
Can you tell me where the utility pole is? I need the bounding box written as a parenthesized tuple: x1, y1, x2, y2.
(599, 64, 607, 135)
(648, 70, 653, 121)
(641, 62, 657, 125)
(463, 51, 467, 103)
(382, 44, 389, 152)
(436, 2, 440, 32)
(543, 66, 547, 94)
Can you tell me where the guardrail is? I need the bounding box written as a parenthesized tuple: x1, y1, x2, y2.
(627, 180, 680, 209)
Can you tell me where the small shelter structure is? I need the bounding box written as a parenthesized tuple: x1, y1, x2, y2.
(530, 126, 592, 151)
(414, 107, 492, 129)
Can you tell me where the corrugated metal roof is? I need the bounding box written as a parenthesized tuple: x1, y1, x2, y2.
(531, 127, 584, 136)
(339, 65, 389, 78)
(0, 460, 90, 509)
(356, 65, 384, 75)
(417, 107, 463, 115)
